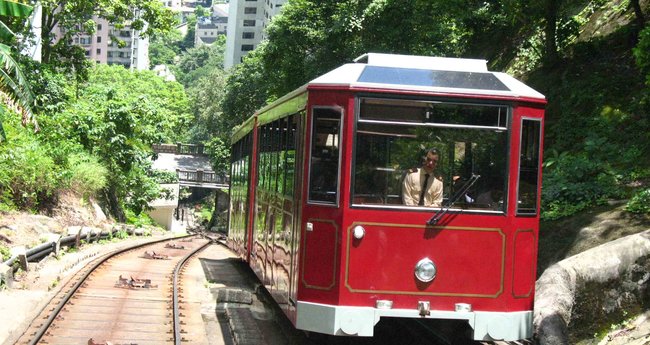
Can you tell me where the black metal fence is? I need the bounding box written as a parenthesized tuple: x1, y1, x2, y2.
(152, 143, 206, 156)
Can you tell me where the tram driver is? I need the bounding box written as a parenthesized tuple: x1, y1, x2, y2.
(402, 148, 443, 207)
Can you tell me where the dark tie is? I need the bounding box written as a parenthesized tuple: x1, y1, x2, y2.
(418, 173, 430, 206)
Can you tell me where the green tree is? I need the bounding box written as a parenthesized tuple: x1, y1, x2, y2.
(195, 5, 209, 18)
(175, 35, 225, 87)
(0, 0, 35, 135)
(187, 68, 227, 141)
(221, 48, 269, 133)
(205, 136, 229, 231)
(149, 29, 183, 66)
(181, 13, 197, 50)
(53, 64, 192, 220)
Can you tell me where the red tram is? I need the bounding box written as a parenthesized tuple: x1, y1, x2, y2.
(228, 53, 545, 341)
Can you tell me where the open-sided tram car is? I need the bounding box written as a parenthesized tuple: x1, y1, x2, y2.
(227, 53, 545, 341)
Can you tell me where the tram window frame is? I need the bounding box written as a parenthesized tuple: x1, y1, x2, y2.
(351, 96, 510, 214)
(516, 118, 542, 215)
(307, 106, 343, 206)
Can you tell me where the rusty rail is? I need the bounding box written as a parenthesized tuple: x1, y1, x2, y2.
(26, 234, 195, 345)
(173, 238, 212, 344)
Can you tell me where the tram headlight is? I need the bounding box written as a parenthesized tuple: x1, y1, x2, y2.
(414, 258, 437, 283)
(353, 225, 365, 239)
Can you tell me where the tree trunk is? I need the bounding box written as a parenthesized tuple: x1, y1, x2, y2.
(544, 0, 559, 65)
(41, 11, 55, 64)
(630, 0, 645, 30)
(207, 190, 218, 231)
(104, 186, 126, 223)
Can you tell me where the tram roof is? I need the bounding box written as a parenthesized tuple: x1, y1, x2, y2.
(308, 53, 545, 101)
(232, 53, 546, 144)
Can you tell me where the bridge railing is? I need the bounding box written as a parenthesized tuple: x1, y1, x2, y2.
(176, 169, 229, 185)
(152, 143, 206, 156)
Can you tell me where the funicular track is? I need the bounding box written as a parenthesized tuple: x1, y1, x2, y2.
(15, 234, 213, 345)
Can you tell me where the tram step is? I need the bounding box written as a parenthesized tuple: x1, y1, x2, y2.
(217, 288, 254, 304)
(226, 307, 267, 345)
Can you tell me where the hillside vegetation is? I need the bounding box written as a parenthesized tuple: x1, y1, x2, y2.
(0, 1, 648, 259)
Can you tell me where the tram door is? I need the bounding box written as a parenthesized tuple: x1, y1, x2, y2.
(300, 107, 344, 293)
(287, 112, 305, 314)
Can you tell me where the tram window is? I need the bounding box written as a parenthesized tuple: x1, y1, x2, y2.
(517, 119, 541, 215)
(308, 108, 342, 204)
(353, 98, 508, 212)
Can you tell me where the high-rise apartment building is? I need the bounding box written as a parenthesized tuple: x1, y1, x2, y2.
(195, 4, 229, 46)
(224, 0, 287, 69)
(66, 18, 149, 70)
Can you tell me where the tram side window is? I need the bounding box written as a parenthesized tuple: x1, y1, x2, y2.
(517, 119, 541, 215)
(308, 108, 342, 204)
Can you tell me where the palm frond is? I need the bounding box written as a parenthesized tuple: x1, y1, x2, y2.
(0, 43, 35, 129)
(0, 0, 33, 18)
(0, 21, 14, 41)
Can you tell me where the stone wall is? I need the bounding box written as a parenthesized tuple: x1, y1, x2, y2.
(534, 230, 650, 344)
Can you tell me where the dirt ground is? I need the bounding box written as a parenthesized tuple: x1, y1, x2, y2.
(0, 193, 111, 250)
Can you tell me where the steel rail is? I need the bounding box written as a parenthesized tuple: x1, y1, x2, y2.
(173, 237, 213, 345)
(27, 234, 195, 345)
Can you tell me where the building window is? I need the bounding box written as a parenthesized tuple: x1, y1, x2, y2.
(85, 50, 90, 56)
(97, 24, 102, 30)
(107, 52, 113, 58)
(243, 19, 255, 26)
(97, 36, 101, 43)
(96, 48, 101, 54)
(241, 44, 254, 51)
(244, 7, 257, 14)
(242, 32, 254, 39)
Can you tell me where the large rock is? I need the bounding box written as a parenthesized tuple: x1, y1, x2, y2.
(535, 230, 650, 344)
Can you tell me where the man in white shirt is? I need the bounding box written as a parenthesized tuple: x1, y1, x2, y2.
(402, 148, 443, 207)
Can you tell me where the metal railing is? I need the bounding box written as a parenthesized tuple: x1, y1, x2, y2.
(1, 226, 150, 275)
(152, 143, 206, 156)
(176, 169, 229, 185)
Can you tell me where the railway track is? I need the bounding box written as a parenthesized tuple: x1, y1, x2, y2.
(14, 235, 212, 345)
(10, 232, 538, 345)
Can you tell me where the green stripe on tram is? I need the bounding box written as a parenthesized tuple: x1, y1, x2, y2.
(231, 116, 256, 144)
(257, 91, 307, 126)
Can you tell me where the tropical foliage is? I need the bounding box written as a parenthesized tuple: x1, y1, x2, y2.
(0, 0, 35, 133)
(0, 0, 648, 223)
(216, 0, 650, 220)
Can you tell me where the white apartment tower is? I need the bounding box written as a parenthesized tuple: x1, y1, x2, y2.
(68, 18, 149, 70)
(224, 0, 287, 69)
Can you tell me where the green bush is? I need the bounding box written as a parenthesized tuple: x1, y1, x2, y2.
(114, 229, 129, 240)
(0, 121, 61, 210)
(125, 208, 157, 227)
(150, 169, 178, 184)
(67, 153, 108, 198)
(626, 189, 650, 214)
(0, 244, 10, 261)
(541, 151, 620, 220)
